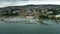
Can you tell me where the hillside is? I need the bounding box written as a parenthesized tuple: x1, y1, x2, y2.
(0, 4, 60, 19)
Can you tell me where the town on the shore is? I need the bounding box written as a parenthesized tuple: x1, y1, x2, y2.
(0, 4, 60, 24)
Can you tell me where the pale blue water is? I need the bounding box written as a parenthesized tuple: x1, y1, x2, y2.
(0, 19, 60, 34)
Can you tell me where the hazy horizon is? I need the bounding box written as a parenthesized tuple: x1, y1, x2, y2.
(0, 0, 60, 7)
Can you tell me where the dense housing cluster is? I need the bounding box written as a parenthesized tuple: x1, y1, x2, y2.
(0, 7, 60, 19)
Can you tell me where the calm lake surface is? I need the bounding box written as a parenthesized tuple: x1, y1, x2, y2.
(0, 19, 60, 34)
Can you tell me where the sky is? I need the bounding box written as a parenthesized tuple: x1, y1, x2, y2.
(0, 0, 60, 7)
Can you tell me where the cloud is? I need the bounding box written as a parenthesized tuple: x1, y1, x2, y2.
(0, 0, 28, 2)
(0, 0, 60, 2)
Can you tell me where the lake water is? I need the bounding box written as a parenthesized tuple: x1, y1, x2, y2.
(0, 19, 60, 34)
